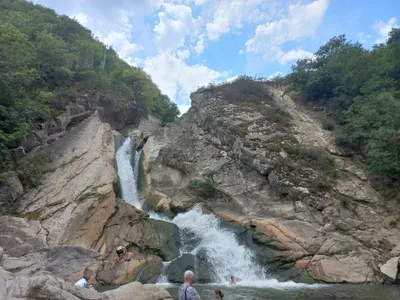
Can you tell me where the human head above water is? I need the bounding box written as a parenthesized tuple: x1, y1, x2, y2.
(184, 270, 195, 284)
(215, 289, 224, 299)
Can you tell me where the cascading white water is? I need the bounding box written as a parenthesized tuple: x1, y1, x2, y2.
(116, 138, 143, 210)
(171, 207, 265, 284)
(152, 207, 320, 288)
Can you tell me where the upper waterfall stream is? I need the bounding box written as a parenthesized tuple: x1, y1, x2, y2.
(116, 138, 142, 210)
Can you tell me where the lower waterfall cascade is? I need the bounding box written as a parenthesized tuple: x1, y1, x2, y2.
(117, 137, 321, 289)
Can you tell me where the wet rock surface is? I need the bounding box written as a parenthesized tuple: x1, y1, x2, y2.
(166, 254, 196, 283)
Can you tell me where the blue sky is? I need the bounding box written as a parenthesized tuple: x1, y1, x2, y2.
(31, 0, 399, 114)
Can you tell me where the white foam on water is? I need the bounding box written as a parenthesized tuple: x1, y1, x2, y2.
(116, 138, 143, 210)
(171, 207, 265, 284)
(148, 211, 172, 222)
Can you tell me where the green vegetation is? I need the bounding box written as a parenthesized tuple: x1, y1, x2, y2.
(17, 151, 48, 187)
(321, 119, 334, 131)
(196, 75, 273, 103)
(286, 29, 400, 181)
(0, 0, 179, 170)
(282, 143, 337, 178)
(187, 171, 218, 199)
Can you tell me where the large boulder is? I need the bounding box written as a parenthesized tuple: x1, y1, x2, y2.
(134, 261, 164, 284)
(3, 246, 103, 283)
(195, 248, 217, 283)
(3, 274, 173, 300)
(104, 282, 172, 300)
(95, 199, 179, 285)
(94, 199, 180, 261)
(4, 275, 106, 300)
(166, 253, 195, 283)
(0, 216, 46, 257)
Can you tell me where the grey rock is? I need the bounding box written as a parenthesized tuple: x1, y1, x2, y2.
(135, 261, 163, 284)
(105, 282, 172, 300)
(380, 257, 399, 281)
(166, 253, 195, 283)
(195, 248, 218, 283)
(0, 216, 46, 257)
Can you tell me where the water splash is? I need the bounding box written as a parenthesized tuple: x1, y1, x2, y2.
(150, 208, 323, 289)
(116, 138, 143, 210)
(173, 207, 265, 284)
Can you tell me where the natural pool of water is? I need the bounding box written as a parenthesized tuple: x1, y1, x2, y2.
(164, 283, 400, 300)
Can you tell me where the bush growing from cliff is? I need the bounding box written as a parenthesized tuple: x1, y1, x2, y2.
(282, 144, 337, 178)
(196, 75, 273, 104)
(17, 152, 48, 187)
(187, 171, 218, 199)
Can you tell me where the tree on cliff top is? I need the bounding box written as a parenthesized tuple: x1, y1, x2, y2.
(0, 0, 179, 169)
(286, 29, 400, 181)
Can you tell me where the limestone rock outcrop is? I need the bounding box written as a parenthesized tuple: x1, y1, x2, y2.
(142, 83, 400, 283)
(3, 274, 172, 300)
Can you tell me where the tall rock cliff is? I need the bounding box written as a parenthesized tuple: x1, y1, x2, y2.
(142, 82, 400, 283)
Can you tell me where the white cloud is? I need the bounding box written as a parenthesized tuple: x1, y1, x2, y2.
(73, 13, 89, 26)
(143, 53, 227, 101)
(99, 14, 142, 66)
(205, 0, 265, 40)
(267, 71, 282, 80)
(226, 75, 239, 83)
(178, 104, 191, 115)
(154, 3, 202, 53)
(373, 17, 399, 44)
(194, 35, 205, 55)
(279, 49, 313, 64)
(245, 0, 329, 64)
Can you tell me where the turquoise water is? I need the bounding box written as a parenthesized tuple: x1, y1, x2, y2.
(165, 283, 400, 300)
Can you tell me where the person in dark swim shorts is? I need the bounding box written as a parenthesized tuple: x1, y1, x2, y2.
(115, 245, 134, 263)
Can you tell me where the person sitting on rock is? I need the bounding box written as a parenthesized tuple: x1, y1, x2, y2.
(215, 289, 224, 300)
(229, 275, 237, 286)
(115, 246, 134, 263)
(179, 270, 202, 300)
(74, 268, 94, 290)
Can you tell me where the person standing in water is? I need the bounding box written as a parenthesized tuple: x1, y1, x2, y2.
(229, 275, 237, 286)
(215, 289, 224, 300)
(178, 270, 202, 300)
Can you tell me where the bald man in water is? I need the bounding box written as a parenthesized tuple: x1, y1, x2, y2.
(179, 270, 202, 300)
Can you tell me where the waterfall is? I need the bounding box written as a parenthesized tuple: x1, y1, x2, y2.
(152, 207, 318, 288)
(172, 207, 265, 284)
(116, 138, 143, 210)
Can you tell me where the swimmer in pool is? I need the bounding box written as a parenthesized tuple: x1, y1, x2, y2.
(229, 275, 237, 286)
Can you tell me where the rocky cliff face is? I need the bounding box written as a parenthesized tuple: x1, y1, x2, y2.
(142, 83, 400, 283)
(0, 111, 177, 295)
